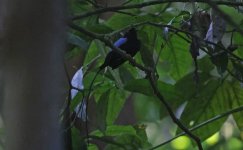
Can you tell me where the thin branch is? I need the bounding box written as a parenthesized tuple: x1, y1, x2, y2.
(227, 68, 243, 83)
(147, 72, 203, 150)
(149, 105, 243, 150)
(69, 23, 203, 150)
(154, 43, 165, 67)
(72, 0, 243, 20)
(113, 10, 136, 16)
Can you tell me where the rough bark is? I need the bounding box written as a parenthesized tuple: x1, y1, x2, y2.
(0, 0, 66, 149)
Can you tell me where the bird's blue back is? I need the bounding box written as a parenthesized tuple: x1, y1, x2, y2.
(114, 37, 127, 48)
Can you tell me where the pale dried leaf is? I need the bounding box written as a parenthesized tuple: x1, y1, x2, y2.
(205, 9, 226, 47)
(71, 67, 87, 121)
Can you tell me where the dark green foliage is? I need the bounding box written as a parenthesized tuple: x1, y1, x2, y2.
(67, 1, 243, 149)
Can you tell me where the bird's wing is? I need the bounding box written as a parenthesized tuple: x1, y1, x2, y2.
(114, 38, 127, 47)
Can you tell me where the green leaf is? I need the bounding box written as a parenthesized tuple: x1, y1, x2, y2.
(134, 94, 162, 122)
(83, 40, 101, 67)
(91, 125, 136, 137)
(83, 72, 102, 93)
(198, 56, 215, 73)
(210, 43, 228, 75)
(178, 79, 224, 140)
(220, 5, 243, 25)
(162, 35, 192, 80)
(175, 72, 211, 101)
(234, 33, 243, 58)
(106, 13, 138, 30)
(106, 89, 126, 125)
(96, 126, 151, 150)
(230, 82, 243, 131)
(88, 144, 98, 150)
(134, 124, 152, 148)
(86, 23, 113, 34)
(70, 92, 83, 112)
(124, 79, 182, 103)
(125, 79, 153, 96)
(69, 1, 91, 15)
(106, 12, 165, 30)
(177, 74, 243, 140)
(96, 90, 110, 133)
(71, 128, 86, 150)
(138, 26, 156, 69)
(232, 60, 243, 81)
(105, 134, 150, 150)
(67, 33, 89, 51)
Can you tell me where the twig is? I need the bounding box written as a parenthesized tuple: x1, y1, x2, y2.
(154, 43, 165, 68)
(149, 105, 243, 150)
(113, 10, 136, 16)
(147, 72, 203, 150)
(72, 0, 243, 20)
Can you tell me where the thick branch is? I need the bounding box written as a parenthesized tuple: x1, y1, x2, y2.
(72, 0, 243, 20)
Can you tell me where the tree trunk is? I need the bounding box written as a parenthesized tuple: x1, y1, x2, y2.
(0, 0, 66, 150)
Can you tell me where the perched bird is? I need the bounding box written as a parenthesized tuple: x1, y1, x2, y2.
(99, 28, 141, 70)
(83, 28, 140, 139)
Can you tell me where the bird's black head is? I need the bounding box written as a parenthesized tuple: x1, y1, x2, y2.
(124, 28, 137, 39)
